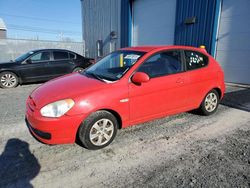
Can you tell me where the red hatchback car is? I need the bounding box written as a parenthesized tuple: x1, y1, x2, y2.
(26, 46, 225, 150)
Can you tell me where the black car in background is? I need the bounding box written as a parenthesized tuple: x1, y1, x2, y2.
(0, 49, 94, 88)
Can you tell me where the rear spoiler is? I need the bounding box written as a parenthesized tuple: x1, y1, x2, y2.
(199, 45, 207, 53)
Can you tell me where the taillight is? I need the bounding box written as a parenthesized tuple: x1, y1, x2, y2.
(89, 59, 95, 64)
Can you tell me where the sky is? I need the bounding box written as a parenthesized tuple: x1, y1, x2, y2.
(0, 0, 82, 42)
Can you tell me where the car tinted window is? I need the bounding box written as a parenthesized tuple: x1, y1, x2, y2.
(137, 51, 183, 78)
(185, 51, 208, 70)
(15, 51, 34, 62)
(30, 52, 50, 63)
(69, 53, 76, 59)
(85, 50, 145, 81)
(53, 51, 69, 60)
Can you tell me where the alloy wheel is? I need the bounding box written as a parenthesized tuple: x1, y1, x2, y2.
(0, 73, 17, 88)
(73, 67, 84, 73)
(205, 93, 218, 112)
(89, 118, 114, 146)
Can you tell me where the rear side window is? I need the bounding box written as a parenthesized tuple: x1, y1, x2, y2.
(185, 51, 208, 70)
(53, 51, 69, 60)
(69, 53, 76, 59)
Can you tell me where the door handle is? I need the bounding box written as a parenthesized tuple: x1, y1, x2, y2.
(176, 78, 184, 84)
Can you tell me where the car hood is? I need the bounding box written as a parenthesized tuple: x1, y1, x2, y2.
(0, 61, 18, 68)
(30, 73, 106, 108)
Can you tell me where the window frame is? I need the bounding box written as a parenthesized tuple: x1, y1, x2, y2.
(134, 49, 186, 79)
(69, 52, 76, 59)
(27, 51, 51, 64)
(183, 50, 209, 72)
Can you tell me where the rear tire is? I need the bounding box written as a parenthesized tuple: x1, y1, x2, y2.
(73, 67, 85, 73)
(198, 89, 219, 116)
(78, 111, 118, 150)
(0, 71, 19, 89)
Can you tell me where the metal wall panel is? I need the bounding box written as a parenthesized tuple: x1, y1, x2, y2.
(216, 0, 250, 84)
(174, 0, 217, 54)
(82, 0, 121, 58)
(120, 0, 131, 48)
(132, 0, 177, 46)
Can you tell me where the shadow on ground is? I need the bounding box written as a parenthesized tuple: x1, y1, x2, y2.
(221, 88, 250, 112)
(0, 139, 40, 188)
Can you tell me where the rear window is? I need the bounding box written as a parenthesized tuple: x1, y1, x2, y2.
(185, 51, 208, 70)
(53, 51, 69, 60)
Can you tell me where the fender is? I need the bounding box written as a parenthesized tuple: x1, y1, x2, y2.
(0, 69, 23, 84)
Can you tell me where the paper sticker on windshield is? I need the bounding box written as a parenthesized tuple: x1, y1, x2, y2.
(124, 54, 140, 60)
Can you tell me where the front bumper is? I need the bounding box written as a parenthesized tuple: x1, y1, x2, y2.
(25, 102, 86, 145)
(26, 118, 52, 140)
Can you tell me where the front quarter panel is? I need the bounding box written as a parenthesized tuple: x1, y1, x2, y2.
(0, 63, 23, 81)
(66, 81, 130, 127)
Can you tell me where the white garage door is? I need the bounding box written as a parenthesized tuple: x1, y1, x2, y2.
(132, 0, 177, 46)
(216, 0, 250, 84)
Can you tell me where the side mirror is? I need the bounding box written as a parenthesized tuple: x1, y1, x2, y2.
(26, 59, 32, 64)
(131, 72, 150, 85)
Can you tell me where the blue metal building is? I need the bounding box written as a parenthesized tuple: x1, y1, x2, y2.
(81, 0, 250, 85)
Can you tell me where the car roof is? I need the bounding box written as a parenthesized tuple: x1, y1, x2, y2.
(121, 45, 208, 54)
(30, 49, 75, 53)
(121, 46, 158, 52)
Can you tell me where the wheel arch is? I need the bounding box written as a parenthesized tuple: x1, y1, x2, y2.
(0, 70, 22, 83)
(213, 87, 222, 100)
(72, 66, 86, 72)
(198, 87, 221, 116)
(98, 109, 123, 129)
(75, 108, 123, 148)
(75, 108, 123, 142)
(198, 87, 222, 109)
(78, 108, 123, 130)
(202, 87, 222, 102)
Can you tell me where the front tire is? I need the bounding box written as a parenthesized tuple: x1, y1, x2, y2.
(0, 71, 19, 89)
(78, 111, 118, 150)
(199, 89, 219, 116)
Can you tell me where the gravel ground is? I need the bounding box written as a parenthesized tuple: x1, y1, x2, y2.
(0, 84, 249, 188)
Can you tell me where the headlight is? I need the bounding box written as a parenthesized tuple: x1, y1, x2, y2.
(40, 99, 75, 118)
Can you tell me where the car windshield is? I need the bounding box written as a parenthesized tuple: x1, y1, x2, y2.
(15, 51, 35, 62)
(84, 50, 145, 82)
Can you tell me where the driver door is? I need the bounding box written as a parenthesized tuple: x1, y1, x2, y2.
(19, 51, 51, 82)
(129, 50, 189, 125)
